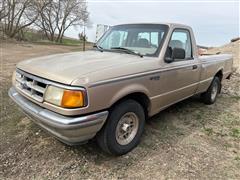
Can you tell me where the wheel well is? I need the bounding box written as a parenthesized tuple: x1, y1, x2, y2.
(215, 70, 223, 81)
(111, 92, 150, 118)
(214, 70, 223, 93)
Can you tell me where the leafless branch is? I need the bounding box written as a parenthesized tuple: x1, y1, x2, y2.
(35, 0, 89, 42)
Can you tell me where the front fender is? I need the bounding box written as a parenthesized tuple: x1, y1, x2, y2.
(109, 83, 151, 107)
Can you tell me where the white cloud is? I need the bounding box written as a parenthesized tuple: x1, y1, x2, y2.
(65, 1, 239, 46)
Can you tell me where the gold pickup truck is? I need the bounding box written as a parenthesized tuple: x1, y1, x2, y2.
(9, 23, 233, 155)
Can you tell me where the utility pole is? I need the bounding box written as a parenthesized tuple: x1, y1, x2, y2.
(83, 24, 86, 51)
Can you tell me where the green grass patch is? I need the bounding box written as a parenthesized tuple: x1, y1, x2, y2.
(230, 128, 240, 138)
(204, 127, 214, 136)
(230, 96, 240, 100)
(32, 40, 81, 47)
(22, 31, 93, 47)
(61, 38, 81, 45)
(235, 156, 240, 161)
(195, 113, 203, 120)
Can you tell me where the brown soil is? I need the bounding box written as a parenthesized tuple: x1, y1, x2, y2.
(0, 41, 239, 179)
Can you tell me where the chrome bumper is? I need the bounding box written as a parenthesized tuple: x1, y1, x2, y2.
(8, 87, 108, 145)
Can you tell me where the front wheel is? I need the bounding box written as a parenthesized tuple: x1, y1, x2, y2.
(201, 76, 221, 105)
(96, 99, 145, 155)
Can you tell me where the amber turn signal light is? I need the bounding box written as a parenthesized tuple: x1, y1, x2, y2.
(61, 90, 84, 108)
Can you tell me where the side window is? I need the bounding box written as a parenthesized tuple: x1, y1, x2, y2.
(168, 29, 192, 60)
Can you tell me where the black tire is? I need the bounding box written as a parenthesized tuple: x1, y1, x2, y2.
(96, 99, 145, 156)
(201, 76, 221, 105)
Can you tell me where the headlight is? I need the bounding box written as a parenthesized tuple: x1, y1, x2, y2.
(44, 86, 86, 108)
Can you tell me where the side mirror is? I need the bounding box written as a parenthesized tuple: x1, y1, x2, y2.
(172, 48, 185, 60)
(164, 47, 186, 63)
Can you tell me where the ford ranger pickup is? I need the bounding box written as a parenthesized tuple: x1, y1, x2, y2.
(9, 23, 233, 155)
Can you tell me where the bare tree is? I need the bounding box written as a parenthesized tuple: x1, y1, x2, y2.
(2, 0, 46, 38)
(35, 0, 89, 43)
(0, 0, 9, 22)
(34, 0, 58, 41)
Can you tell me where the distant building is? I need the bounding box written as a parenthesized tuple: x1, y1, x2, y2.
(95, 24, 110, 42)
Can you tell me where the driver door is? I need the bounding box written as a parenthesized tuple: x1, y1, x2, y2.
(153, 28, 201, 110)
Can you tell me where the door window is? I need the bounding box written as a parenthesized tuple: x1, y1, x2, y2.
(167, 29, 193, 60)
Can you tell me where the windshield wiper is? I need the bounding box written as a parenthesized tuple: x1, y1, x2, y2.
(93, 44, 104, 52)
(111, 47, 143, 57)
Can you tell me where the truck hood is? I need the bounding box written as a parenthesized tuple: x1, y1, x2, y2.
(17, 51, 142, 85)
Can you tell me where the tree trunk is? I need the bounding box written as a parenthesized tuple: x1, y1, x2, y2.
(59, 32, 64, 43)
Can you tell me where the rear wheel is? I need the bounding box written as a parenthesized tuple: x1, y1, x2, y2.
(201, 76, 221, 105)
(96, 99, 145, 155)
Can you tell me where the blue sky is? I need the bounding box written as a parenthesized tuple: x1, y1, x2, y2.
(65, 0, 239, 46)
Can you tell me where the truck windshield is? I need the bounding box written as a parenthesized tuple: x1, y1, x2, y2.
(96, 24, 169, 57)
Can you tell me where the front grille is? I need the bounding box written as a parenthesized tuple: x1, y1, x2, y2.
(15, 70, 47, 102)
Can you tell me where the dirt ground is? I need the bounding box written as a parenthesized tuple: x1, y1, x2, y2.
(0, 41, 239, 179)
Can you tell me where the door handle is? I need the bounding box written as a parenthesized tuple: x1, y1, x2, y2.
(192, 65, 198, 70)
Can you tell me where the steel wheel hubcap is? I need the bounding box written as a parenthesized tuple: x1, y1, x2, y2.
(211, 82, 218, 101)
(115, 112, 139, 145)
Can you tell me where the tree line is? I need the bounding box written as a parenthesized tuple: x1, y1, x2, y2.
(0, 0, 89, 43)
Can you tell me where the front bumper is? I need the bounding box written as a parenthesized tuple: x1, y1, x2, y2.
(8, 87, 108, 145)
